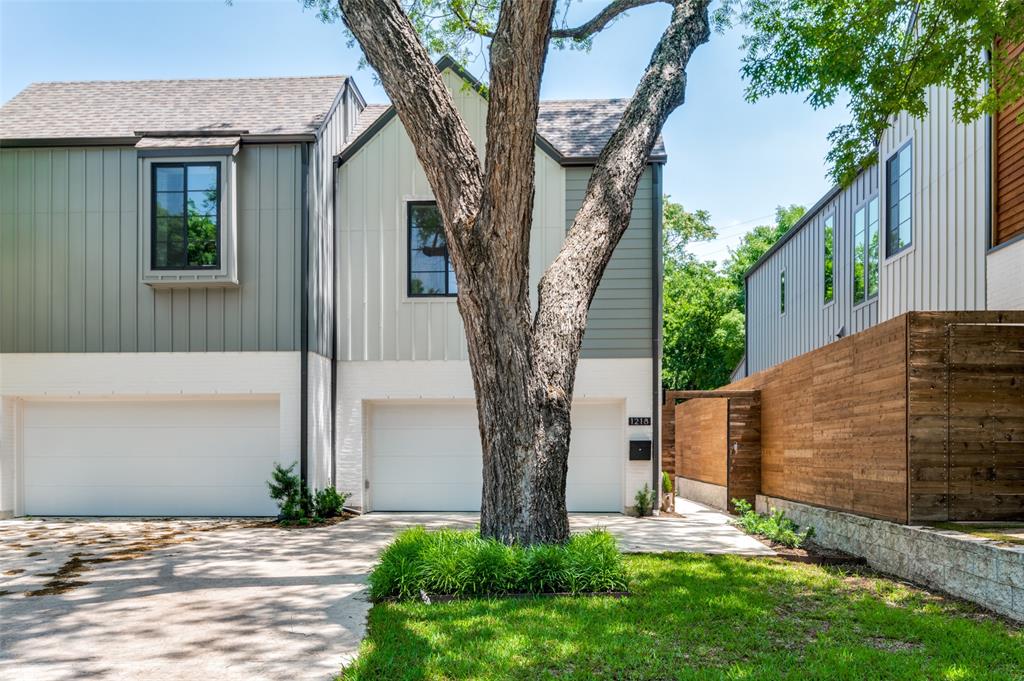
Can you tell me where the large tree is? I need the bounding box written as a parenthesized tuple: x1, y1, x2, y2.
(315, 0, 1023, 544)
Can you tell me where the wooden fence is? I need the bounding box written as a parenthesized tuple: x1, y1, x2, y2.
(666, 311, 1024, 523)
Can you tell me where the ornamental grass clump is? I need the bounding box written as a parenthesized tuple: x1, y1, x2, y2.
(368, 527, 628, 601)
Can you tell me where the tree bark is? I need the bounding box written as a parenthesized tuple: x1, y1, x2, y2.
(338, 0, 711, 545)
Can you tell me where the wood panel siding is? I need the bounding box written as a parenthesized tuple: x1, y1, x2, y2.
(731, 315, 910, 523)
(906, 310, 1024, 521)
(995, 42, 1024, 247)
(745, 165, 879, 375)
(726, 394, 762, 510)
(0, 145, 302, 353)
(675, 398, 727, 486)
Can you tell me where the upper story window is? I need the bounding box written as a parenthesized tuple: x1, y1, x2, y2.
(780, 270, 786, 314)
(823, 214, 834, 304)
(853, 196, 880, 305)
(408, 201, 457, 297)
(886, 141, 913, 256)
(152, 163, 220, 270)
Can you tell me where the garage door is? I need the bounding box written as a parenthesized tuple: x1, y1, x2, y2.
(369, 401, 623, 512)
(22, 398, 282, 516)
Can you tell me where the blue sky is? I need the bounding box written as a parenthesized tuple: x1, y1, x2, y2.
(0, 0, 846, 263)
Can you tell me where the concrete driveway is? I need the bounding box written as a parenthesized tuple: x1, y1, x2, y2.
(0, 501, 768, 681)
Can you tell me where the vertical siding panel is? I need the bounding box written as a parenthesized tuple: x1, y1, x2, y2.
(84, 149, 103, 352)
(258, 147, 279, 350)
(206, 288, 225, 351)
(33, 152, 51, 350)
(171, 288, 189, 351)
(67, 150, 86, 351)
(15, 151, 34, 352)
(102, 149, 120, 350)
(153, 290, 172, 351)
(119, 149, 137, 351)
(276, 145, 295, 350)
(239, 146, 260, 350)
(188, 288, 207, 351)
(0, 152, 17, 351)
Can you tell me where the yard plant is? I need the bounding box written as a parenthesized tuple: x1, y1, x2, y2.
(732, 498, 814, 548)
(368, 527, 629, 601)
(267, 462, 350, 524)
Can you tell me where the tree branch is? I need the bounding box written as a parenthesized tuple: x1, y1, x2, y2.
(532, 0, 712, 384)
(337, 0, 483, 239)
(551, 0, 671, 40)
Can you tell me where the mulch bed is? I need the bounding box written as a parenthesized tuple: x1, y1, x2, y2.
(760, 539, 867, 567)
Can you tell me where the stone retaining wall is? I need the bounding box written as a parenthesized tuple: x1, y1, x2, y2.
(757, 495, 1024, 621)
(678, 478, 728, 512)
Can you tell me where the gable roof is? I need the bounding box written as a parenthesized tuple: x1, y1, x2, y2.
(0, 75, 347, 146)
(336, 56, 667, 166)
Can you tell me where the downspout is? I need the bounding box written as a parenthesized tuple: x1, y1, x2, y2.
(651, 163, 664, 499)
(300, 143, 310, 487)
(744, 278, 749, 377)
(330, 159, 339, 488)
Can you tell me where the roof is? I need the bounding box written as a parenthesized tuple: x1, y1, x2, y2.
(0, 75, 347, 144)
(338, 98, 667, 165)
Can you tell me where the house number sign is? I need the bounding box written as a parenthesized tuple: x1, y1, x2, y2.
(628, 417, 651, 426)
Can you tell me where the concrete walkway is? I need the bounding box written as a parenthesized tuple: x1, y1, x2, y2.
(0, 504, 768, 681)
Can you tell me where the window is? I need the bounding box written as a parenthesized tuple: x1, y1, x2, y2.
(151, 163, 220, 270)
(408, 202, 457, 297)
(780, 270, 786, 314)
(823, 215, 834, 304)
(886, 141, 913, 256)
(853, 196, 880, 305)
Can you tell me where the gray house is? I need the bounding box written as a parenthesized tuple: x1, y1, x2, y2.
(0, 58, 664, 517)
(742, 82, 1023, 375)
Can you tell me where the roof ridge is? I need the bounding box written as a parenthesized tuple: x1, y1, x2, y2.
(25, 74, 348, 87)
(539, 97, 630, 104)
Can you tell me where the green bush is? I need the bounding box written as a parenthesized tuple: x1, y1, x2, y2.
(368, 527, 629, 601)
(731, 498, 814, 548)
(634, 484, 656, 517)
(267, 462, 350, 522)
(661, 471, 673, 494)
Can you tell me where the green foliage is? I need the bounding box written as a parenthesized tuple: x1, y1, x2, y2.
(633, 484, 656, 517)
(721, 204, 805, 308)
(368, 527, 629, 601)
(718, 0, 1024, 183)
(732, 498, 815, 548)
(267, 462, 350, 522)
(661, 470, 673, 494)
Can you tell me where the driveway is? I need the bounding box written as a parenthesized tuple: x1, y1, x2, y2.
(0, 501, 768, 680)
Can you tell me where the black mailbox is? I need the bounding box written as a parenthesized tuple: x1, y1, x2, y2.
(628, 440, 652, 461)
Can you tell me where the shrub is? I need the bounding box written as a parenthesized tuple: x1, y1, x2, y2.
(634, 484, 656, 517)
(661, 471, 673, 495)
(731, 498, 814, 548)
(368, 527, 629, 601)
(267, 462, 350, 522)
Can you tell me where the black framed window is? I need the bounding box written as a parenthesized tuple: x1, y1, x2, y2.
(780, 270, 786, 314)
(152, 162, 220, 270)
(408, 201, 457, 297)
(886, 141, 913, 256)
(853, 196, 880, 305)
(823, 214, 834, 304)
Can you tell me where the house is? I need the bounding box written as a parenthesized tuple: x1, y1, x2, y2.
(0, 58, 664, 517)
(740, 80, 1024, 376)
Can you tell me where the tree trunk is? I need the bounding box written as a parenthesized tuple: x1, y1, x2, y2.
(339, 0, 711, 545)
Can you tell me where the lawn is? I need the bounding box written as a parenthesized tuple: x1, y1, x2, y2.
(341, 553, 1024, 680)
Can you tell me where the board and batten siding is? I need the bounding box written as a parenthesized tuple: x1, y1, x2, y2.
(0, 144, 302, 353)
(878, 85, 988, 320)
(746, 165, 879, 374)
(336, 68, 655, 361)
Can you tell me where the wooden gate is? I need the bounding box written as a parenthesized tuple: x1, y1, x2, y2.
(947, 323, 1024, 520)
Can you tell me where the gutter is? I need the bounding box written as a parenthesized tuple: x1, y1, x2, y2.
(0, 133, 318, 149)
(651, 163, 664, 499)
(300, 143, 310, 487)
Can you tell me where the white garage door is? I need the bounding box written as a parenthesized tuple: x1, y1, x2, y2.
(22, 398, 282, 516)
(369, 401, 623, 512)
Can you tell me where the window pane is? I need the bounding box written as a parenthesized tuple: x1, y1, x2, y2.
(155, 191, 183, 218)
(187, 190, 217, 216)
(447, 269, 458, 294)
(853, 207, 866, 304)
(868, 199, 880, 297)
(410, 271, 446, 295)
(188, 164, 218, 192)
(187, 214, 218, 267)
(899, 144, 911, 172)
(780, 271, 785, 314)
(155, 216, 186, 268)
(823, 217, 834, 303)
(155, 166, 184, 192)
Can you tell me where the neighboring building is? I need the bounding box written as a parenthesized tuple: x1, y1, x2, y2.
(742, 82, 1024, 376)
(0, 58, 664, 517)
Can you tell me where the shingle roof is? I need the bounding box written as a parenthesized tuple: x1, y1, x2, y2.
(0, 75, 347, 143)
(338, 98, 666, 163)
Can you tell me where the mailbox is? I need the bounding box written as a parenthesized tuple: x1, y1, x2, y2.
(628, 440, 652, 461)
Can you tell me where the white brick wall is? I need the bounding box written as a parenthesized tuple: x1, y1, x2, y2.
(0, 352, 301, 516)
(336, 358, 655, 511)
(307, 353, 333, 491)
(987, 239, 1024, 310)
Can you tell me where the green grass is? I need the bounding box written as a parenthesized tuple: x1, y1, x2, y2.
(931, 522, 1024, 547)
(341, 553, 1024, 680)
